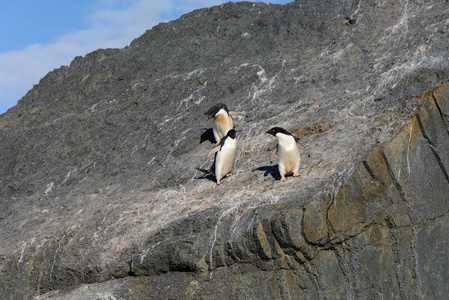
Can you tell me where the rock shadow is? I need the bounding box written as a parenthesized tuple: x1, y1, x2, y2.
(195, 166, 216, 183)
(253, 165, 280, 180)
(200, 128, 215, 144)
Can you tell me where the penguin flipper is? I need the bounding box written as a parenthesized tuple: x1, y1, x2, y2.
(295, 140, 310, 157)
(206, 146, 220, 159)
(229, 111, 247, 117)
(267, 140, 277, 152)
(270, 145, 278, 163)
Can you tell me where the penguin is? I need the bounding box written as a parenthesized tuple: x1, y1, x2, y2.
(266, 127, 310, 181)
(197, 129, 237, 185)
(205, 103, 246, 147)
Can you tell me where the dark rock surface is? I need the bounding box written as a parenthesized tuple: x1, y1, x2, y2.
(1, 0, 449, 299)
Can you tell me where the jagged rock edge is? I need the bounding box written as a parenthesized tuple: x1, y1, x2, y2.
(127, 82, 449, 287)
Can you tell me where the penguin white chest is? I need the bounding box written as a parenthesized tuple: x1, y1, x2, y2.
(213, 110, 233, 141)
(215, 138, 237, 180)
(276, 134, 300, 175)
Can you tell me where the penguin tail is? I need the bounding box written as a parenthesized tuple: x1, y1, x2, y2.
(196, 167, 212, 175)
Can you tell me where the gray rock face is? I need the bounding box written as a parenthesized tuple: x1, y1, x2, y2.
(1, 0, 449, 299)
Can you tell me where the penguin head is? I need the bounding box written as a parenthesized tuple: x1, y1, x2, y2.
(218, 129, 237, 149)
(205, 103, 229, 120)
(227, 129, 237, 139)
(266, 127, 292, 137)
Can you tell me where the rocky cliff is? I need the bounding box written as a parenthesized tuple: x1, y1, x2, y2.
(1, 0, 449, 299)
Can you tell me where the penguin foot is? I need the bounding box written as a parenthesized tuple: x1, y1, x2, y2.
(213, 141, 220, 147)
(293, 172, 301, 177)
(217, 180, 222, 185)
(280, 176, 286, 182)
(225, 173, 232, 177)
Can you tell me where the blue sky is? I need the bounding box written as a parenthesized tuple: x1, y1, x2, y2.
(0, 0, 291, 114)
